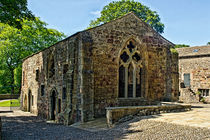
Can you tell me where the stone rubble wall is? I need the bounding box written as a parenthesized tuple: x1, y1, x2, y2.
(177, 50, 210, 103)
(81, 13, 178, 118)
(21, 13, 178, 124)
(21, 34, 82, 124)
(106, 105, 191, 127)
(179, 88, 199, 103)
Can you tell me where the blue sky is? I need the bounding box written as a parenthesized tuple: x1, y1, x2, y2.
(28, 0, 210, 46)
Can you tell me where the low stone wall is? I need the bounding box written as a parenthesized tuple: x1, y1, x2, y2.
(106, 105, 191, 127)
(0, 94, 20, 100)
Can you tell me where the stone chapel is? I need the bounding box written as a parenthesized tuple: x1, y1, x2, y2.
(21, 12, 179, 124)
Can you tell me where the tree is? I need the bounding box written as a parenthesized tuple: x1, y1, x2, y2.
(174, 44, 190, 48)
(88, 0, 164, 33)
(0, 18, 65, 94)
(207, 42, 210, 45)
(0, 0, 34, 29)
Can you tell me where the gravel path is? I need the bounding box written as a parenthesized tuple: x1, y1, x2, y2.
(2, 115, 210, 140)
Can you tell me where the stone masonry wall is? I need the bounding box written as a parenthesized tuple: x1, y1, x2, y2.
(179, 52, 210, 102)
(21, 13, 178, 124)
(21, 34, 82, 124)
(81, 13, 177, 118)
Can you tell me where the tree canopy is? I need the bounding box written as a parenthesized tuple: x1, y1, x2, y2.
(174, 44, 190, 48)
(88, 0, 164, 33)
(0, 0, 34, 29)
(0, 18, 65, 94)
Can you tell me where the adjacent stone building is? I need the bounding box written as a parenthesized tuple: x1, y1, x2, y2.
(176, 46, 210, 103)
(21, 12, 178, 124)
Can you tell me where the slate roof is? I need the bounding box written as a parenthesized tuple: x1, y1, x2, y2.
(176, 46, 210, 58)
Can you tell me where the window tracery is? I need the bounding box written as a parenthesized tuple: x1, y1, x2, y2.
(118, 40, 143, 98)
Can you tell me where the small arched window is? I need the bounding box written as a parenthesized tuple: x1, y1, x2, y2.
(118, 40, 143, 98)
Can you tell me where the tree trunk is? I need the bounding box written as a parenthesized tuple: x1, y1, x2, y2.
(10, 68, 15, 95)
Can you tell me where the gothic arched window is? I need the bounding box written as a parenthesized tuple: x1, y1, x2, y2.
(118, 40, 143, 98)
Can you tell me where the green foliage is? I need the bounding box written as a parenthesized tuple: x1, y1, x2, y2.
(0, 0, 34, 29)
(0, 18, 66, 94)
(207, 42, 210, 45)
(174, 44, 190, 48)
(200, 97, 206, 103)
(196, 91, 201, 95)
(170, 48, 178, 55)
(88, 0, 164, 33)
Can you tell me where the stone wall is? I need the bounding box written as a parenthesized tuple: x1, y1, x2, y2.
(171, 53, 179, 101)
(176, 46, 210, 103)
(179, 88, 199, 103)
(106, 105, 191, 127)
(82, 13, 178, 118)
(21, 12, 178, 124)
(21, 34, 82, 124)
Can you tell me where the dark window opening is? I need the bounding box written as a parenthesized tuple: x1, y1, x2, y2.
(32, 95, 34, 106)
(63, 64, 69, 74)
(119, 66, 125, 98)
(63, 87, 66, 99)
(41, 85, 45, 96)
(132, 53, 141, 62)
(198, 89, 209, 97)
(136, 68, 142, 97)
(120, 52, 129, 63)
(35, 69, 39, 81)
(127, 41, 135, 53)
(128, 64, 133, 97)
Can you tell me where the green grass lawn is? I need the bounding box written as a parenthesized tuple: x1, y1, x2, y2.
(0, 99, 20, 107)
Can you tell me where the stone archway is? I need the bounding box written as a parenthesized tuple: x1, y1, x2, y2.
(24, 94, 27, 111)
(28, 90, 32, 112)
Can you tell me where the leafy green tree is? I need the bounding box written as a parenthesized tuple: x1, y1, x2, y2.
(174, 44, 190, 48)
(0, 0, 34, 29)
(0, 18, 65, 94)
(88, 0, 164, 33)
(207, 42, 210, 45)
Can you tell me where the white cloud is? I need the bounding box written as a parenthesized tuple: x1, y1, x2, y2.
(90, 10, 101, 17)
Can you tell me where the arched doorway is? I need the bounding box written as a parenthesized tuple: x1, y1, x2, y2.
(28, 90, 32, 112)
(50, 90, 56, 120)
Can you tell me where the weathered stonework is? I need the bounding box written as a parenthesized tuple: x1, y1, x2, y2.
(106, 105, 191, 127)
(21, 13, 178, 124)
(176, 46, 210, 103)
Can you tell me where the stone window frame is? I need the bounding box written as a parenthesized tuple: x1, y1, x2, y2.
(118, 39, 143, 98)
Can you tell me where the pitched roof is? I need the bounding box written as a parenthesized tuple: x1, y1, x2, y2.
(176, 45, 210, 57)
(23, 12, 173, 61)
